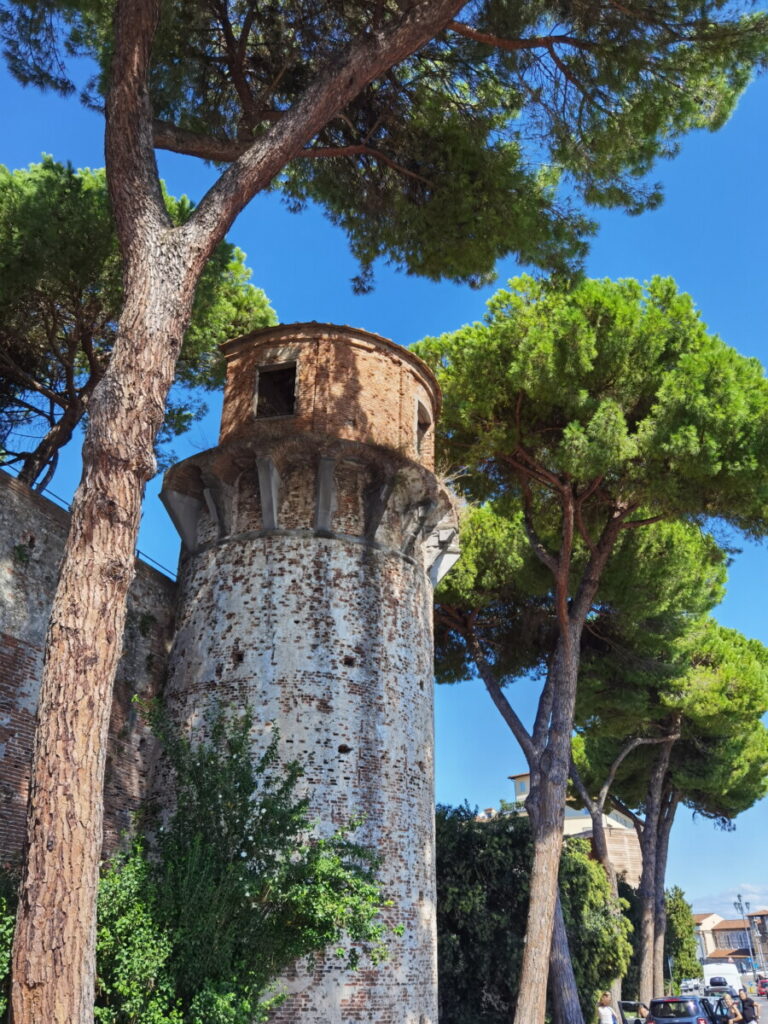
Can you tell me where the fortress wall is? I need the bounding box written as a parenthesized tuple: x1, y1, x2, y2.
(0, 471, 176, 864)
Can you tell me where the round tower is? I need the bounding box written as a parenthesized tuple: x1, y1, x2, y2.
(160, 322, 459, 1022)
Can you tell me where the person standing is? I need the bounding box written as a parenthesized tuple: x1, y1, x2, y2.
(598, 992, 619, 1024)
(725, 993, 744, 1023)
(739, 987, 760, 1024)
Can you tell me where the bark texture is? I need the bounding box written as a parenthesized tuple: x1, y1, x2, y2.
(512, 503, 625, 1024)
(516, 631, 581, 1024)
(549, 893, 586, 1024)
(467, 629, 583, 1024)
(637, 741, 675, 1004)
(653, 789, 679, 994)
(10, 254, 198, 1024)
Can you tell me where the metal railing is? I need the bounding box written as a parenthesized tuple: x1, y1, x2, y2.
(1, 465, 177, 580)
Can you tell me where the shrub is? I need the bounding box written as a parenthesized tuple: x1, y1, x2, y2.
(94, 709, 387, 1023)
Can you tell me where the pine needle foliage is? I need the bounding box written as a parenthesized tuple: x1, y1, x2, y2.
(3, 0, 768, 287)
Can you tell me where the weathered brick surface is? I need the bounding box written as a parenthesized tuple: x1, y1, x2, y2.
(219, 323, 439, 470)
(0, 471, 176, 865)
(160, 325, 456, 1023)
(166, 535, 437, 1022)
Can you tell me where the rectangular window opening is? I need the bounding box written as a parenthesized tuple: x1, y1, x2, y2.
(256, 363, 296, 419)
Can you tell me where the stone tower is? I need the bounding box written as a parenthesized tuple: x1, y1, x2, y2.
(160, 322, 459, 1022)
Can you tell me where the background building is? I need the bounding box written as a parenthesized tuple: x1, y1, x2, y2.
(500, 772, 643, 887)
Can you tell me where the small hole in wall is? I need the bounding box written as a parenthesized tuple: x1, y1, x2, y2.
(342, 655, 355, 667)
(27, 535, 35, 549)
(232, 648, 244, 665)
(337, 744, 352, 755)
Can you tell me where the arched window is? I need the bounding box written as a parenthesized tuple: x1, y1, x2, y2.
(416, 400, 431, 454)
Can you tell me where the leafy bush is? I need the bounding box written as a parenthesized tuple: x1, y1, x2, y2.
(436, 805, 632, 1023)
(94, 709, 387, 1024)
(0, 870, 16, 1020)
(95, 851, 181, 1024)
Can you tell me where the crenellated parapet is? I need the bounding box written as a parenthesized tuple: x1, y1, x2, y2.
(161, 434, 459, 581)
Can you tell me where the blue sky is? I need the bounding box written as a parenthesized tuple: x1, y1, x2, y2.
(2, 54, 767, 918)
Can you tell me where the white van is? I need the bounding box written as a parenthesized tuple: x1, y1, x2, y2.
(703, 963, 743, 995)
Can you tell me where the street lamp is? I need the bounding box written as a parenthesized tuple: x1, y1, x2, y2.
(734, 894, 760, 975)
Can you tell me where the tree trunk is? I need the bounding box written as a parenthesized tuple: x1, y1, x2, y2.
(10, 255, 197, 1023)
(549, 891, 586, 1024)
(653, 789, 679, 995)
(637, 743, 674, 1004)
(470, 633, 584, 1024)
(587, 804, 623, 1003)
(515, 629, 581, 1024)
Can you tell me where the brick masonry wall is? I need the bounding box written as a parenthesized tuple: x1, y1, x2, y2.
(0, 471, 177, 865)
(219, 323, 439, 470)
(165, 533, 438, 1024)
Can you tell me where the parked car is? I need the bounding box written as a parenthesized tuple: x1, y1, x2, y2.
(645, 996, 730, 1024)
(681, 980, 703, 994)
(757, 978, 768, 998)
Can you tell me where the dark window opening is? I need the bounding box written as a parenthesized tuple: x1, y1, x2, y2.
(416, 401, 431, 454)
(256, 364, 296, 418)
(337, 744, 352, 755)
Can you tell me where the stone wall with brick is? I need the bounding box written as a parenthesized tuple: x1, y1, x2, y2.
(218, 322, 439, 470)
(0, 471, 177, 865)
(160, 323, 459, 1024)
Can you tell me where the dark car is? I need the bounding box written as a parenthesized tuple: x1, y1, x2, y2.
(645, 996, 730, 1024)
(704, 977, 739, 998)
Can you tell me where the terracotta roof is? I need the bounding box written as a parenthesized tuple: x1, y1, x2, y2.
(713, 919, 749, 931)
(694, 914, 715, 923)
(708, 948, 751, 959)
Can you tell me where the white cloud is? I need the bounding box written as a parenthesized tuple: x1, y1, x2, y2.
(690, 883, 768, 918)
